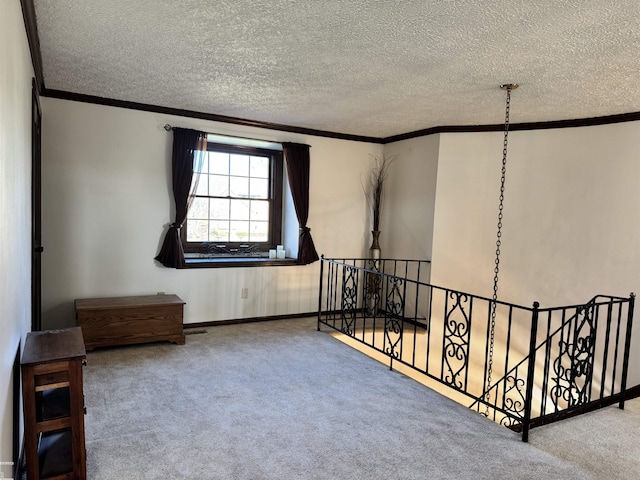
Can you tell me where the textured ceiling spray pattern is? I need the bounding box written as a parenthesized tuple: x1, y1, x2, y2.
(34, 0, 640, 137)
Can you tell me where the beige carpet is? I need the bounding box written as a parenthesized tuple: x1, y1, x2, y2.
(529, 397, 640, 479)
(82, 318, 638, 479)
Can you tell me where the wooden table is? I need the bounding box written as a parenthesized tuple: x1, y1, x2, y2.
(22, 327, 87, 479)
(75, 294, 185, 351)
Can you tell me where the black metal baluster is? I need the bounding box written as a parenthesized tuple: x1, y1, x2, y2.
(522, 301, 540, 442)
(464, 296, 474, 392)
(425, 285, 434, 376)
(481, 300, 492, 412)
(619, 293, 635, 409)
(329, 261, 337, 326)
(541, 310, 553, 417)
(440, 289, 450, 383)
(599, 302, 612, 400)
(411, 278, 419, 368)
(359, 260, 367, 341)
(585, 303, 597, 405)
(317, 256, 325, 331)
(553, 308, 567, 413)
(611, 300, 624, 396)
(501, 306, 514, 416)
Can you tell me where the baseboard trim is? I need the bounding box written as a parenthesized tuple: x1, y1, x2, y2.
(183, 311, 318, 329)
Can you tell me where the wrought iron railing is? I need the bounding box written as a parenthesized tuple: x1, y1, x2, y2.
(317, 256, 635, 441)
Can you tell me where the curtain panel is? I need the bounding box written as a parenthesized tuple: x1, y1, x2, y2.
(282, 142, 319, 265)
(155, 128, 207, 268)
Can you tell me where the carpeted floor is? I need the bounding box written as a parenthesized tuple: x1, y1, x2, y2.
(529, 396, 640, 479)
(83, 318, 639, 479)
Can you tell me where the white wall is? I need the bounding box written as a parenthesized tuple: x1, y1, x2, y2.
(0, 0, 34, 471)
(430, 124, 640, 384)
(382, 135, 439, 262)
(41, 98, 383, 328)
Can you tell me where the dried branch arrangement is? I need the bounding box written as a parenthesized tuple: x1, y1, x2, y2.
(363, 154, 397, 231)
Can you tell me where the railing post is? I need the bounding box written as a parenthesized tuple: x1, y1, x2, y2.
(619, 292, 635, 410)
(522, 301, 540, 442)
(317, 255, 325, 331)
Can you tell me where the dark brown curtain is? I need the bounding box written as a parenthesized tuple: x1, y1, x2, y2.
(155, 128, 207, 268)
(282, 142, 319, 265)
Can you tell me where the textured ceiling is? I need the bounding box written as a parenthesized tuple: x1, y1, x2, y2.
(33, 0, 640, 139)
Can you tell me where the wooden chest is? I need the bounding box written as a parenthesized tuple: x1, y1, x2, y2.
(75, 294, 185, 351)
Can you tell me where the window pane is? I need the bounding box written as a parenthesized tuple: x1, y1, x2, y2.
(195, 174, 209, 196)
(210, 199, 230, 220)
(195, 154, 209, 174)
(250, 200, 269, 221)
(187, 219, 209, 242)
(249, 221, 269, 242)
(230, 221, 250, 242)
(210, 152, 229, 174)
(250, 178, 269, 199)
(188, 198, 209, 219)
(209, 221, 229, 242)
(230, 199, 249, 220)
(184, 142, 283, 252)
(250, 156, 269, 178)
(230, 176, 249, 198)
(229, 154, 249, 176)
(210, 175, 229, 197)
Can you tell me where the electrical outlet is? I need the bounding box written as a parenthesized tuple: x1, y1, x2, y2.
(241, 288, 249, 299)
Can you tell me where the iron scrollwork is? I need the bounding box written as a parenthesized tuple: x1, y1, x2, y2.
(340, 265, 358, 336)
(365, 259, 382, 315)
(384, 276, 405, 358)
(551, 304, 596, 410)
(500, 372, 526, 426)
(443, 291, 471, 389)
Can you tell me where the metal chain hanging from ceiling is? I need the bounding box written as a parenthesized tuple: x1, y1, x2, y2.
(484, 83, 518, 417)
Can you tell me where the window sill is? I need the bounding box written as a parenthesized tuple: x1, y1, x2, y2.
(182, 257, 298, 269)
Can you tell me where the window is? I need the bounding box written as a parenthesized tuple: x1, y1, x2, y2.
(182, 141, 284, 258)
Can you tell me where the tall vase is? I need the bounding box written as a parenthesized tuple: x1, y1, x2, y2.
(369, 230, 381, 259)
(366, 231, 381, 315)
